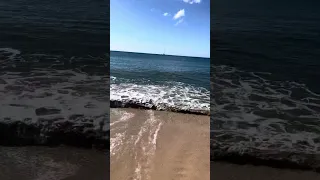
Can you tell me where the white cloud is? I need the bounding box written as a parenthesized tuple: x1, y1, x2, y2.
(174, 18, 184, 26)
(183, 0, 201, 4)
(173, 9, 185, 20)
(163, 12, 170, 16)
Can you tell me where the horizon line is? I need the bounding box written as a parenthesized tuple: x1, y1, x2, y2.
(110, 50, 210, 59)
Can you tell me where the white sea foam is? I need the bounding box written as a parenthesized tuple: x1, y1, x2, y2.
(133, 110, 162, 180)
(110, 112, 134, 127)
(110, 132, 125, 156)
(0, 48, 109, 141)
(212, 65, 320, 162)
(152, 122, 162, 145)
(110, 111, 135, 156)
(134, 162, 142, 180)
(110, 81, 210, 112)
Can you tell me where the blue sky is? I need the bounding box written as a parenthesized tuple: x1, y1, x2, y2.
(110, 0, 210, 58)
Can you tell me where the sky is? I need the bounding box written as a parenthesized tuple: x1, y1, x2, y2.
(110, 0, 210, 58)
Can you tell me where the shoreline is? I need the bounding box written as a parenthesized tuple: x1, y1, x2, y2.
(110, 100, 210, 116)
(2, 107, 319, 174)
(211, 154, 320, 173)
(0, 118, 109, 150)
(211, 143, 320, 173)
(0, 106, 207, 149)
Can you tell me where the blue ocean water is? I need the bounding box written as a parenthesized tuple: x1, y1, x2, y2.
(110, 51, 210, 113)
(0, 0, 109, 56)
(211, 0, 320, 169)
(0, 0, 109, 147)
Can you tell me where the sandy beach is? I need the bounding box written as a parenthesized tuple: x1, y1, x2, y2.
(110, 108, 210, 180)
(211, 162, 320, 180)
(0, 146, 109, 180)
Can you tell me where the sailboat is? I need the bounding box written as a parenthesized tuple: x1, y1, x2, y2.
(162, 48, 166, 56)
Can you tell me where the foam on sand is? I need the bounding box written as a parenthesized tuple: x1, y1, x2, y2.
(110, 108, 210, 180)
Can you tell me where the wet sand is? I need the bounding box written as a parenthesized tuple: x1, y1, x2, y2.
(0, 146, 109, 180)
(211, 162, 320, 180)
(110, 108, 210, 180)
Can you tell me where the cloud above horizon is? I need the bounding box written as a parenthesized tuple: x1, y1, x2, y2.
(183, 0, 201, 4)
(173, 9, 185, 20)
(163, 12, 170, 16)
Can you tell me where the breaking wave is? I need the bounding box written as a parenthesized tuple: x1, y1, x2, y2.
(211, 65, 320, 171)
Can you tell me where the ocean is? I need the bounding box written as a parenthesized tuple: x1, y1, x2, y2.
(110, 51, 210, 114)
(0, 1, 109, 178)
(211, 0, 320, 170)
(0, 0, 109, 146)
(110, 51, 210, 179)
